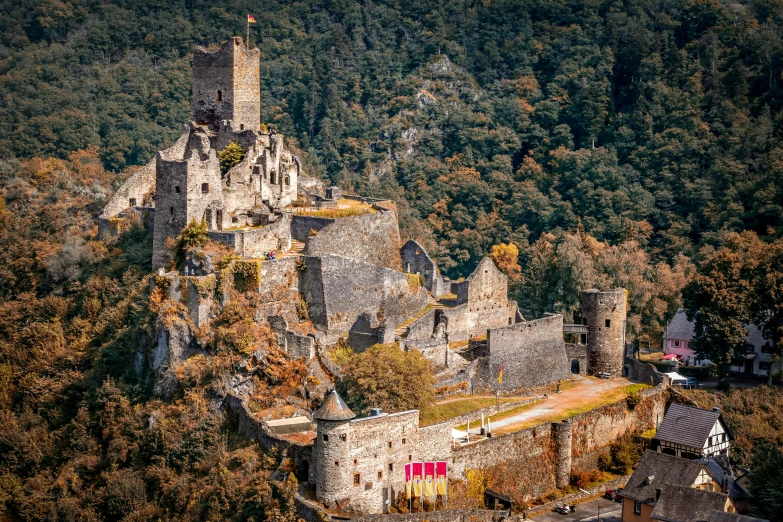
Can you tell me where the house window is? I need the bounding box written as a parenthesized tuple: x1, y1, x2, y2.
(217, 90, 222, 102)
(175, 186, 180, 193)
(746, 344, 756, 353)
(202, 183, 209, 194)
(674, 340, 680, 347)
(760, 362, 772, 370)
(353, 473, 360, 486)
(129, 198, 136, 207)
(377, 471, 383, 480)
(634, 501, 641, 515)
(605, 319, 611, 327)
(323, 434, 328, 442)
(389, 463, 394, 472)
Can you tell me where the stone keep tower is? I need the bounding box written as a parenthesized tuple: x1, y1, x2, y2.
(582, 288, 627, 377)
(313, 390, 356, 506)
(193, 37, 260, 131)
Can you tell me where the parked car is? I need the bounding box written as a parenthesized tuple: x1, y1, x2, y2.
(604, 488, 623, 502)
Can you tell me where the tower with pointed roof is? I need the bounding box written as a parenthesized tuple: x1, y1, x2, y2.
(313, 390, 356, 505)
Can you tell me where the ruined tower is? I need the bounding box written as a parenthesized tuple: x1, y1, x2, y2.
(193, 37, 260, 131)
(313, 390, 356, 506)
(582, 288, 627, 377)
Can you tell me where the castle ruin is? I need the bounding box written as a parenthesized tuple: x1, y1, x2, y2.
(99, 37, 638, 517)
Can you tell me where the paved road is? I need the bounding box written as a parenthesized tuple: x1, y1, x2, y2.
(531, 498, 622, 522)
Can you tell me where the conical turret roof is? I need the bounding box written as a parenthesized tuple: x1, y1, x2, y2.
(313, 390, 355, 421)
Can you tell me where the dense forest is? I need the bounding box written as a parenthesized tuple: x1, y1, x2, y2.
(1, 0, 783, 519)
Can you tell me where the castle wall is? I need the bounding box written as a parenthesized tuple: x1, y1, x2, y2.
(400, 240, 449, 297)
(100, 159, 156, 223)
(209, 215, 292, 259)
(303, 210, 403, 271)
(269, 315, 315, 360)
(405, 338, 449, 368)
(404, 309, 437, 342)
(300, 254, 428, 343)
(565, 343, 587, 375)
(439, 302, 517, 343)
(315, 411, 420, 513)
(291, 215, 336, 242)
(479, 315, 571, 391)
(583, 289, 627, 377)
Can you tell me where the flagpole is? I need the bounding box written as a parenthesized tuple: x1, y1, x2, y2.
(246, 16, 250, 49)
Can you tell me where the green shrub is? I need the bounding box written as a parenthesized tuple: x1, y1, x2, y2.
(218, 141, 246, 173)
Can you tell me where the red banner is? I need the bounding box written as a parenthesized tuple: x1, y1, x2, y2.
(435, 461, 447, 495)
(405, 463, 412, 499)
(412, 462, 423, 497)
(424, 461, 435, 497)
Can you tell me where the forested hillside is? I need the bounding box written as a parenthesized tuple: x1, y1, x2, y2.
(1, 1, 783, 519)
(2, 0, 782, 332)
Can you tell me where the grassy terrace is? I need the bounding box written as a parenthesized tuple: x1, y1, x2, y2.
(493, 383, 651, 435)
(453, 398, 544, 431)
(291, 198, 376, 219)
(419, 395, 522, 427)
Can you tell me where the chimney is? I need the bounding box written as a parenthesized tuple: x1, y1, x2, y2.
(713, 407, 720, 413)
(370, 408, 383, 417)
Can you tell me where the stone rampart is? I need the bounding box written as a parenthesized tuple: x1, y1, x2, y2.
(405, 338, 449, 368)
(291, 215, 336, 242)
(440, 303, 516, 343)
(405, 309, 437, 342)
(437, 384, 667, 502)
(300, 254, 428, 344)
(303, 210, 402, 271)
(259, 256, 300, 303)
(269, 315, 315, 360)
(223, 393, 313, 480)
(479, 315, 571, 391)
(624, 357, 666, 385)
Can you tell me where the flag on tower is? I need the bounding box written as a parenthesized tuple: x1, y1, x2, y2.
(248, 14, 256, 23)
(498, 364, 503, 384)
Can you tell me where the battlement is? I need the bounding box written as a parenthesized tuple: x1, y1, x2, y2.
(193, 37, 260, 131)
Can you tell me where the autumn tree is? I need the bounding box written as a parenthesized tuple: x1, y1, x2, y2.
(341, 343, 434, 415)
(490, 242, 521, 280)
(218, 142, 246, 173)
(682, 233, 761, 380)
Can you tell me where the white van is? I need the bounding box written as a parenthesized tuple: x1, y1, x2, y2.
(665, 372, 699, 389)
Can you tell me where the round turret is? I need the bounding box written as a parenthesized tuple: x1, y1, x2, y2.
(313, 390, 355, 505)
(582, 289, 627, 377)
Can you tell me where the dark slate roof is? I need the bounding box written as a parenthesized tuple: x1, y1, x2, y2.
(708, 512, 769, 522)
(666, 309, 696, 341)
(650, 484, 729, 522)
(312, 390, 355, 421)
(696, 457, 749, 501)
(655, 403, 733, 449)
(621, 451, 709, 503)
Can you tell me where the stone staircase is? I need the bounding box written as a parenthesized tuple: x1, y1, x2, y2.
(277, 239, 305, 259)
(394, 295, 448, 339)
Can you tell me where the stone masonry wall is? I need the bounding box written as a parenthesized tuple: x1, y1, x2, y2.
(291, 215, 335, 242)
(479, 315, 571, 391)
(304, 210, 403, 271)
(300, 254, 428, 342)
(315, 411, 421, 514)
(583, 289, 627, 377)
(565, 343, 587, 375)
(400, 240, 449, 297)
